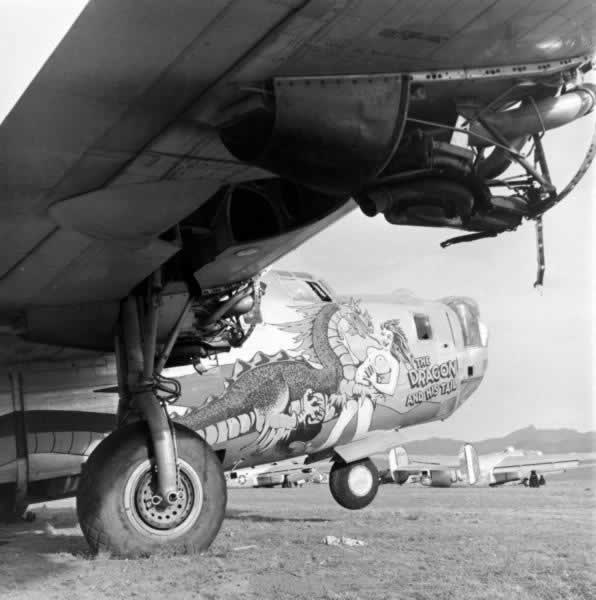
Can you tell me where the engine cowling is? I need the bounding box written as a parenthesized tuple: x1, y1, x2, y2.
(427, 470, 456, 488)
(218, 75, 411, 194)
(392, 470, 411, 485)
(360, 177, 528, 233)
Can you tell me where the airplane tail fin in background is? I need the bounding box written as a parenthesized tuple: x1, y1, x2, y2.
(459, 443, 480, 485)
(389, 446, 410, 484)
(389, 446, 408, 470)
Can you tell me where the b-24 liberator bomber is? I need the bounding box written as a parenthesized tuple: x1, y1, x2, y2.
(1, 270, 488, 552)
(0, 1, 594, 555)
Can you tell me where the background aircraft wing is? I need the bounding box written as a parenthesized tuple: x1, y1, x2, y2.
(493, 455, 581, 478)
(408, 456, 460, 470)
(399, 463, 448, 473)
(379, 455, 459, 473)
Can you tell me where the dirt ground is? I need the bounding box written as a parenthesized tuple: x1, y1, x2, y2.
(1, 466, 594, 600)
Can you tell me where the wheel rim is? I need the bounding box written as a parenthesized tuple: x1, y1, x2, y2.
(347, 464, 374, 497)
(124, 458, 204, 538)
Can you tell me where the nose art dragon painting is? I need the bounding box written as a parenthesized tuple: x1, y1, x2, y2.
(179, 300, 416, 458)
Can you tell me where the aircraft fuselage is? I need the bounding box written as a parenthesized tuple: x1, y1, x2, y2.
(1, 270, 488, 513)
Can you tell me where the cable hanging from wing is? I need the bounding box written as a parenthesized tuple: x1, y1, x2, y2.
(529, 116, 596, 218)
(528, 111, 596, 287)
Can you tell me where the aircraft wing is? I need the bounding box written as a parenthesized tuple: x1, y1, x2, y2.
(394, 457, 458, 472)
(0, 1, 361, 360)
(493, 454, 581, 477)
(375, 451, 458, 474)
(1, 1, 594, 362)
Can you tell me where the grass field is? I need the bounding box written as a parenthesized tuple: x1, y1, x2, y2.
(1, 466, 594, 600)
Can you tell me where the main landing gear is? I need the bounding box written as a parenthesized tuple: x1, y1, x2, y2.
(76, 274, 226, 556)
(329, 458, 379, 510)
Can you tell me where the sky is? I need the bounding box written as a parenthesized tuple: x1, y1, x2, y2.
(1, 2, 593, 442)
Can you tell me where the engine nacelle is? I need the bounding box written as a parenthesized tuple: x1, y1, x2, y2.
(393, 470, 411, 485)
(428, 470, 456, 488)
(218, 75, 411, 194)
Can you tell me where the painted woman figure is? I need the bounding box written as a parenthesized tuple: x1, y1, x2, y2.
(317, 319, 414, 448)
(356, 319, 414, 392)
(352, 319, 415, 437)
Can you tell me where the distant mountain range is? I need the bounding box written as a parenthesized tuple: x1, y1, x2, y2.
(403, 426, 596, 455)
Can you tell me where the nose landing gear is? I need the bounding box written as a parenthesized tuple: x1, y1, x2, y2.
(329, 458, 379, 510)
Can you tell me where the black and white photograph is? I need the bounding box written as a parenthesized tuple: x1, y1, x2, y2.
(0, 2, 594, 599)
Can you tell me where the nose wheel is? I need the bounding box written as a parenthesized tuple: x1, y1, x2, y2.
(329, 458, 379, 510)
(77, 422, 226, 557)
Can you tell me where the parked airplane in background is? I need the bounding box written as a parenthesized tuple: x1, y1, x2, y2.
(225, 458, 326, 489)
(385, 445, 580, 487)
(225, 464, 276, 489)
(0, 2, 594, 555)
(1, 270, 488, 521)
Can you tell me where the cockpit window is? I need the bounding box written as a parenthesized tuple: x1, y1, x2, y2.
(450, 301, 482, 347)
(414, 314, 432, 340)
(279, 278, 331, 303)
(306, 281, 332, 302)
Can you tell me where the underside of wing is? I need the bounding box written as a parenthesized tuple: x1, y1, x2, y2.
(0, 0, 594, 364)
(402, 458, 459, 472)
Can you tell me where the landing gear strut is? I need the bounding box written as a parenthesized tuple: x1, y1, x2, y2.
(76, 273, 226, 556)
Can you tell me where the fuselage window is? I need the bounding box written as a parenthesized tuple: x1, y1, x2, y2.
(414, 314, 432, 340)
(442, 298, 485, 348)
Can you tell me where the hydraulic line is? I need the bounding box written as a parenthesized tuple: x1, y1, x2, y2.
(530, 117, 596, 216)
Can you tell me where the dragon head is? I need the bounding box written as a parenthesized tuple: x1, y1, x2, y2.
(339, 298, 374, 337)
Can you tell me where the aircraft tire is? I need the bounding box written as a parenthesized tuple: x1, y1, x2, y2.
(0, 486, 28, 523)
(77, 421, 226, 557)
(0, 494, 13, 521)
(329, 458, 379, 510)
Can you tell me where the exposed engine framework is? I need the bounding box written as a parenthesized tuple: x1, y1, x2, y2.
(169, 277, 266, 371)
(361, 57, 596, 288)
(401, 80, 595, 287)
(218, 54, 595, 288)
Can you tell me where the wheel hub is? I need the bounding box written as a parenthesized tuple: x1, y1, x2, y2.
(135, 470, 193, 530)
(124, 458, 204, 537)
(347, 465, 373, 497)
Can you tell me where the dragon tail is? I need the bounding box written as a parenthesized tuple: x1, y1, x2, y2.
(197, 411, 257, 446)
